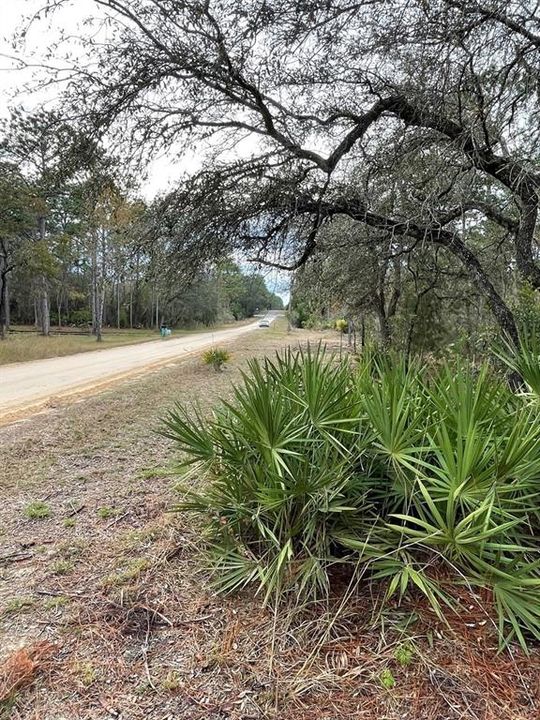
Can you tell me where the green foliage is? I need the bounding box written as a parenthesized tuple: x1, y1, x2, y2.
(335, 318, 348, 333)
(51, 560, 74, 575)
(287, 302, 310, 329)
(66, 309, 92, 326)
(97, 506, 116, 519)
(24, 501, 51, 520)
(223, 266, 283, 319)
(495, 323, 540, 397)
(165, 346, 365, 601)
(104, 558, 151, 587)
(379, 668, 396, 689)
(3, 597, 34, 615)
(0, 694, 17, 719)
(202, 348, 231, 372)
(165, 347, 540, 651)
(513, 283, 540, 329)
(394, 643, 414, 666)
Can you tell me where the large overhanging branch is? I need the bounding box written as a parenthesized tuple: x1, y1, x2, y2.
(254, 195, 517, 341)
(77, 3, 540, 198)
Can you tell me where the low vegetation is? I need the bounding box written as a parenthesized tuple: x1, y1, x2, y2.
(0, 329, 157, 365)
(202, 348, 231, 372)
(164, 345, 540, 651)
(23, 502, 51, 520)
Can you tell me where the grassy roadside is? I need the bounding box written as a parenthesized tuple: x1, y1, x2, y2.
(0, 321, 538, 720)
(0, 320, 254, 366)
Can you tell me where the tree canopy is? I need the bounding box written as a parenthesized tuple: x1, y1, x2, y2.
(8, 0, 540, 345)
(0, 106, 282, 337)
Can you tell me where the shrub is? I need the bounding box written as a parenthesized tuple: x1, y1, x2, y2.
(202, 348, 231, 372)
(68, 309, 92, 326)
(494, 322, 540, 397)
(164, 346, 540, 650)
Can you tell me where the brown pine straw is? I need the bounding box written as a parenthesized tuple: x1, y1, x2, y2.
(0, 642, 56, 702)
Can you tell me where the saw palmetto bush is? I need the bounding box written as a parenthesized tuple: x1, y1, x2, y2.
(164, 347, 371, 601)
(494, 322, 540, 398)
(163, 346, 540, 650)
(202, 347, 231, 372)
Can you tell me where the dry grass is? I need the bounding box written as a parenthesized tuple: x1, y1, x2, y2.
(0, 321, 252, 365)
(0, 321, 539, 719)
(0, 329, 157, 365)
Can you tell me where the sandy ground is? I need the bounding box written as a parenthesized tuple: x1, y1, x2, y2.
(0, 317, 278, 420)
(1, 324, 539, 720)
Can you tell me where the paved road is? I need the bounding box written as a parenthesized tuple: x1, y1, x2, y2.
(0, 315, 279, 418)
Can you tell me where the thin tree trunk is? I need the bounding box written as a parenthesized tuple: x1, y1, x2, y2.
(117, 280, 121, 329)
(37, 216, 50, 336)
(56, 290, 62, 328)
(97, 282, 105, 342)
(377, 310, 391, 347)
(0, 265, 8, 341)
(4, 274, 9, 331)
(91, 231, 101, 340)
(39, 277, 50, 337)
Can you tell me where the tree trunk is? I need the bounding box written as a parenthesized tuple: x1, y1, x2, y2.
(56, 290, 62, 328)
(97, 282, 105, 342)
(91, 256, 97, 336)
(4, 274, 9, 330)
(91, 231, 103, 341)
(515, 193, 540, 288)
(374, 291, 392, 347)
(441, 232, 519, 344)
(38, 277, 50, 337)
(0, 265, 8, 341)
(37, 216, 50, 336)
(405, 301, 420, 363)
(377, 309, 391, 347)
(117, 280, 121, 329)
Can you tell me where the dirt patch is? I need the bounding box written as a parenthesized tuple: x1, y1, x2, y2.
(1, 324, 539, 719)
